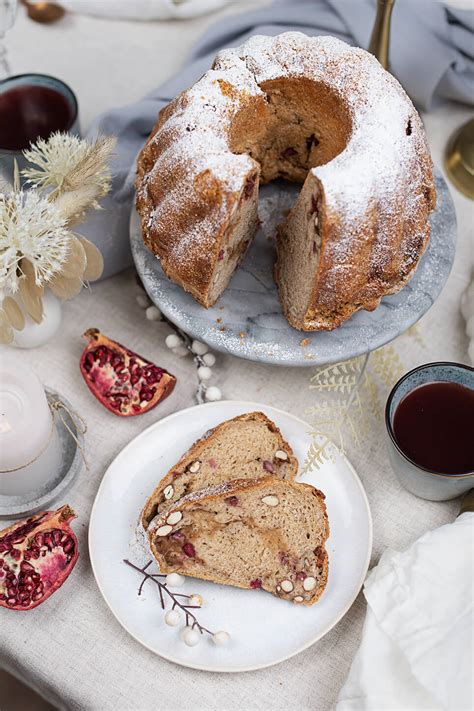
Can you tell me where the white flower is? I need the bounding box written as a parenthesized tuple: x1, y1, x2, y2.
(22, 132, 115, 201)
(0, 190, 71, 292)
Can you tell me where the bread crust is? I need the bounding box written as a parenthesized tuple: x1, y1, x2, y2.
(148, 476, 330, 606)
(141, 411, 298, 530)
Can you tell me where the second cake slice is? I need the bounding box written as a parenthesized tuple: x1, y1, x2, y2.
(147, 476, 329, 605)
(141, 412, 298, 531)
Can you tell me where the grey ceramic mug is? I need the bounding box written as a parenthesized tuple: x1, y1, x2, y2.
(0, 73, 79, 183)
(385, 362, 474, 501)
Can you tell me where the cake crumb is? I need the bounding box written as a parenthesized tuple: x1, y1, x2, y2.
(239, 331, 246, 339)
(219, 326, 226, 332)
(300, 338, 311, 347)
(216, 318, 222, 324)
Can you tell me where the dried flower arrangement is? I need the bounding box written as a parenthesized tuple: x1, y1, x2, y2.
(124, 559, 230, 647)
(304, 345, 404, 472)
(0, 132, 116, 344)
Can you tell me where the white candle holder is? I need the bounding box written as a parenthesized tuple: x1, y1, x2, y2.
(0, 389, 85, 518)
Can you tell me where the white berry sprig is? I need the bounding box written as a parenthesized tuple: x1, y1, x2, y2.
(135, 277, 222, 404)
(124, 559, 229, 647)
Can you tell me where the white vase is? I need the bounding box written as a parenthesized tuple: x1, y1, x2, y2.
(12, 290, 62, 348)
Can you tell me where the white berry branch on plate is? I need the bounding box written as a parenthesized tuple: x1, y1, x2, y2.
(123, 559, 230, 647)
(135, 275, 222, 404)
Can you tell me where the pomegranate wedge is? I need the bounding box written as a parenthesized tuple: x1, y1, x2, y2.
(80, 328, 176, 416)
(0, 505, 79, 611)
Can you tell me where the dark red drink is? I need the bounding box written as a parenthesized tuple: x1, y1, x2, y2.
(0, 84, 74, 151)
(393, 381, 474, 474)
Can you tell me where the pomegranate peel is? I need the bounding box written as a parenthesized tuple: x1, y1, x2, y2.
(0, 505, 79, 611)
(80, 328, 176, 417)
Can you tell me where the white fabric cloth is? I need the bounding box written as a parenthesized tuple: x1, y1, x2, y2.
(62, 0, 232, 21)
(337, 513, 474, 711)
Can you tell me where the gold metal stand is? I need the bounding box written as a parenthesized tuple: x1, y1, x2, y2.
(444, 118, 474, 200)
(368, 0, 396, 70)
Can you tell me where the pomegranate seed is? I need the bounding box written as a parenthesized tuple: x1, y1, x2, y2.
(63, 540, 75, 554)
(170, 531, 185, 541)
(182, 543, 196, 558)
(249, 579, 262, 589)
(296, 571, 307, 581)
(263, 460, 275, 474)
(10, 548, 21, 560)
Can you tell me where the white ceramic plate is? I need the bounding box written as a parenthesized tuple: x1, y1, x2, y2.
(89, 402, 372, 672)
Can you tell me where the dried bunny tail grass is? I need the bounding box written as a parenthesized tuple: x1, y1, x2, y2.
(22, 133, 116, 206)
(58, 135, 116, 199)
(53, 183, 104, 226)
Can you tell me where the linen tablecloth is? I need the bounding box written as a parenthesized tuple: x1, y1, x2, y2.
(1, 4, 473, 709)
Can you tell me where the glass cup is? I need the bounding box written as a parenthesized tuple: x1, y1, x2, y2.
(0, 73, 80, 185)
(385, 362, 474, 501)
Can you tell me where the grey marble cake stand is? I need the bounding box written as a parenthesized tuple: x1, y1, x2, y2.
(131, 169, 456, 367)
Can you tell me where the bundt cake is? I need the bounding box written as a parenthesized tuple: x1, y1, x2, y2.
(136, 32, 436, 331)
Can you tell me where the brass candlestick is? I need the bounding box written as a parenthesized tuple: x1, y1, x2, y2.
(21, 0, 65, 23)
(368, 0, 396, 70)
(445, 118, 474, 200)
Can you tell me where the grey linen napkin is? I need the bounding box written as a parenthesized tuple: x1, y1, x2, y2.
(85, 0, 474, 278)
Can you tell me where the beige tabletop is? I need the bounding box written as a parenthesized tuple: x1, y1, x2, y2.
(1, 3, 473, 710)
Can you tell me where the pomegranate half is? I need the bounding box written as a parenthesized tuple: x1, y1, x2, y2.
(0, 505, 79, 610)
(80, 328, 176, 416)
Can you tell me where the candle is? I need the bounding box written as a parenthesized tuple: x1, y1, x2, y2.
(0, 357, 62, 496)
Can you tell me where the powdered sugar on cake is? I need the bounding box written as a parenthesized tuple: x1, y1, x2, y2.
(136, 32, 435, 328)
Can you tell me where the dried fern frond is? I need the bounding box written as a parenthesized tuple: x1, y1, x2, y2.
(302, 436, 335, 474)
(371, 345, 403, 389)
(309, 356, 366, 393)
(406, 324, 426, 349)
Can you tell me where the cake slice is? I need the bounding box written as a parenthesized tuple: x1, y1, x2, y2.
(141, 412, 298, 530)
(147, 477, 329, 605)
